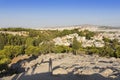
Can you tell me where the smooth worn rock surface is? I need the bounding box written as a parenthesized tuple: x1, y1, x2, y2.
(2, 53, 120, 80)
(100, 69, 113, 77)
(52, 68, 68, 75)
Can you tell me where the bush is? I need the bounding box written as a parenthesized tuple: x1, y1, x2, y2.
(0, 51, 11, 72)
(115, 46, 120, 58)
(25, 46, 41, 56)
(3, 46, 24, 58)
(52, 45, 70, 53)
(0, 58, 10, 72)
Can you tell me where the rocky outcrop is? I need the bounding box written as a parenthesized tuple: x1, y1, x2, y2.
(100, 69, 113, 77)
(3, 53, 120, 80)
(52, 68, 68, 75)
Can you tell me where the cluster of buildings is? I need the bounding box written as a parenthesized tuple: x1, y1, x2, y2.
(51, 25, 120, 48)
(53, 29, 120, 48)
(53, 33, 105, 48)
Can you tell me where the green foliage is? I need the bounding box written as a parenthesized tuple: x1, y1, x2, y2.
(78, 30, 95, 40)
(26, 37, 34, 46)
(103, 37, 111, 42)
(72, 37, 81, 54)
(59, 29, 72, 37)
(78, 31, 85, 36)
(29, 30, 39, 37)
(115, 46, 120, 58)
(39, 41, 54, 54)
(0, 27, 30, 32)
(0, 51, 11, 72)
(85, 30, 95, 40)
(102, 39, 120, 57)
(86, 39, 120, 58)
(101, 46, 114, 57)
(1, 27, 120, 72)
(29, 30, 55, 42)
(57, 29, 79, 37)
(52, 45, 70, 53)
(3, 46, 24, 58)
(0, 57, 10, 72)
(86, 47, 100, 55)
(33, 37, 42, 46)
(25, 46, 41, 56)
(0, 34, 5, 50)
(0, 33, 26, 46)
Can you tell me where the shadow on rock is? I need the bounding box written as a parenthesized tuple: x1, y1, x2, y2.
(0, 55, 38, 78)
(11, 72, 120, 80)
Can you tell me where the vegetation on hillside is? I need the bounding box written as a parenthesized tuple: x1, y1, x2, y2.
(0, 27, 120, 73)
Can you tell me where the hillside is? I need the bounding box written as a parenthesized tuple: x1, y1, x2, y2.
(0, 26, 120, 80)
(2, 53, 120, 80)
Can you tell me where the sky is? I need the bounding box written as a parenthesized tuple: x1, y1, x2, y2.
(0, 0, 120, 28)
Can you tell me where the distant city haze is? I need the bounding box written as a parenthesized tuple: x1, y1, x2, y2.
(0, 0, 120, 28)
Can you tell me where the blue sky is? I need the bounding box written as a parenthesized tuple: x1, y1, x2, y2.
(0, 0, 120, 28)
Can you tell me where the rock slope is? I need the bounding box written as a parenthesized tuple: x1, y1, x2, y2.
(2, 53, 120, 80)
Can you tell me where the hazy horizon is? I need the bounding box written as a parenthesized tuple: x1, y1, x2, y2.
(0, 0, 120, 28)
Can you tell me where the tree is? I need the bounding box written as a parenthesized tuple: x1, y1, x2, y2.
(26, 37, 34, 46)
(3, 46, 24, 58)
(115, 46, 120, 58)
(103, 37, 111, 43)
(58, 29, 71, 37)
(0, 34, 6, 50)
(87, 47, 100, 55)
(72, 37, 81, 54)
(52, 45, 69, 53)
(0, 51, 11, 72)
(85, 30, 95, 40)
(0, 57, 10, 72)
(39, 41, 54, 54)
(25, 46, 41, 56)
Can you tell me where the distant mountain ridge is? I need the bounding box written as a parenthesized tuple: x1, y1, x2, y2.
(33, 24, 120, 30)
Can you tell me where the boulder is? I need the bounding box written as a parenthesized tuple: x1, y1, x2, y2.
(100, 69, 113, 77)
(109, 75, 117, 79)
(73, 69, 82, 75)
(81, 69, 96, 75)
(52, 68, 68, 75)
(66, 67, 74, 73)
